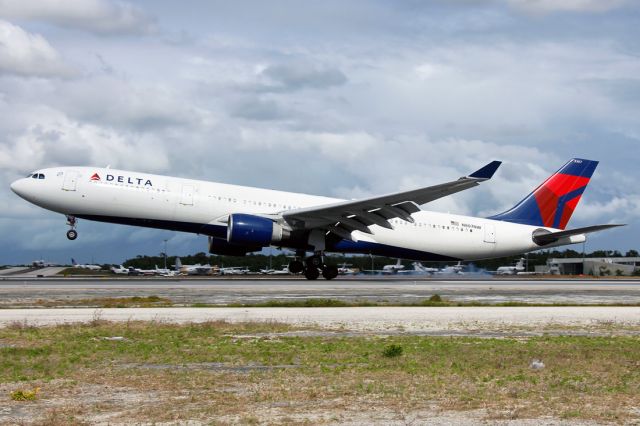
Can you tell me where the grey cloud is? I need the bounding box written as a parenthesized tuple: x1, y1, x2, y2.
(231, 98, 290, 121)
(507, 0, 629, 14)
(256, 62, 347, 92)
(0, 0, 156, 35)
(50, 75, 205, 131)
(582, 78, 640, 107)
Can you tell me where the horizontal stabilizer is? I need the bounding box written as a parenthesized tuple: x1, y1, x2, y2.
(533, 224, 624, 245)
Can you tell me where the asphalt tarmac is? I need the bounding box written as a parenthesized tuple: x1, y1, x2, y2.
(1, 277, 640, 306)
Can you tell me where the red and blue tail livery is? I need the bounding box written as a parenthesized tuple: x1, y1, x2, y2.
(490, 158, 598, 230)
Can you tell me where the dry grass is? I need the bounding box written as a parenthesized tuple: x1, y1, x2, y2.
(28, 295, 173, 308)
(1, 321, 639, 424)
(6, 295, 640, 309)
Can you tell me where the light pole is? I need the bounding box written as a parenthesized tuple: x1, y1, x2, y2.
(163, 239, 168, 270)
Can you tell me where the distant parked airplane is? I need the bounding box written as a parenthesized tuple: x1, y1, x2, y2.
(11, 158, 622, 280)
(494, 258, 526, 275)
(110, 265, 129, 275)
(397, 262, 439, 275)
(382, 258, 405, 273)
(71, 258, 101, 270)
(436, 261, 465, 275)
(32, 260, 58, 268)
(337, 263, 357, 275)
(175, 257, 212, 275)
(219, 266, 250, 275)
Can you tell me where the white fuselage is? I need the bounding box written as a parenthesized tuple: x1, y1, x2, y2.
(10, 167, 584, 261)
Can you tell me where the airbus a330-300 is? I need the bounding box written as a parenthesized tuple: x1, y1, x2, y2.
(11, 158, 622, 280)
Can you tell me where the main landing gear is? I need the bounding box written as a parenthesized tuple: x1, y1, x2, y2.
(66, 215, 78, 240)
(288, 252, 339, 281)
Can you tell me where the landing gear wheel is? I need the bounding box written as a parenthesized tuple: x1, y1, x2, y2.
(288, 260, 304, 274)
(322, 265, 339, 280)
(304, 267, 320, 280)
(66, 229, 78, 240)
(309, 256, 323, 267)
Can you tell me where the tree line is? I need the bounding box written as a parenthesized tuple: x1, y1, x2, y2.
(119, 249, 640, 272)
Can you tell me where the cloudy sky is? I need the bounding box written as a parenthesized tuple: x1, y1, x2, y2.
(0, 0, 638, 264)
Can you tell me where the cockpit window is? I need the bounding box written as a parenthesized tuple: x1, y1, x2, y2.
(38, 174, 45, 179)
(32, 174, 38, 179)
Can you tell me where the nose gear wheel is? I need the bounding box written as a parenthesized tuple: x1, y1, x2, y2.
(66, 215, 78, 240)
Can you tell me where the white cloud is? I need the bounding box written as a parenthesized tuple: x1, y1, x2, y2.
(51, 75, 210, 131)
(0, 107, 170, 176)
(0, 20, 72, 77)
(0, 0, 155, 35)
(578, 196, 640, 224)
(508, 0, 628, 14)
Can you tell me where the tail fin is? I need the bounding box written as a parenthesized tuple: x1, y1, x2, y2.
(71, 258, 77, 266)
(489, 158, 598, 229)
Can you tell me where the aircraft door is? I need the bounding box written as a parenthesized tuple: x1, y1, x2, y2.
(483, 224, 496, 243)
(62, 171, 80, 191)
(180, 184, 194, 205)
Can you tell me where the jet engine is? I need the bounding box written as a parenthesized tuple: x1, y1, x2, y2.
(227, 214, 290, 246)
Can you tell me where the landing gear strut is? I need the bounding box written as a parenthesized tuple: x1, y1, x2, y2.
(66, 215, 78, 240)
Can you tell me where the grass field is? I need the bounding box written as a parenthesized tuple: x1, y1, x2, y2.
(1, 321, 639, 424)
(9, 295, 640, 309)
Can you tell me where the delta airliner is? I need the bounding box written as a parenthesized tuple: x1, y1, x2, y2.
(10, 158, 621, 280)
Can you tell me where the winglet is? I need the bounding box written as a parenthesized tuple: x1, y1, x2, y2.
(469, 161, 502, 180)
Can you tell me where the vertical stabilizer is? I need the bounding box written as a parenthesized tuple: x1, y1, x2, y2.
(489, 158, 598, 230)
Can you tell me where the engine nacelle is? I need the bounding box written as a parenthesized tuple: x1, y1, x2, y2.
(208, 237, 261, 256)
(227, 214, 289, 246)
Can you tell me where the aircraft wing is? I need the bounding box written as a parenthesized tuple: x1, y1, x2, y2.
(282, 161, 501, 240)
(533, 224, 625, 245)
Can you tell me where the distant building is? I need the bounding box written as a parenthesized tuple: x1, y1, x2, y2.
(538, 257, 640, 276)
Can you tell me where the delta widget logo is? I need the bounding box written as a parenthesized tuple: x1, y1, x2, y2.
(90, 173, 101, 181)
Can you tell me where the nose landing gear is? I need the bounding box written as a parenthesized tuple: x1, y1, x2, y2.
(66, 215, 78, 240)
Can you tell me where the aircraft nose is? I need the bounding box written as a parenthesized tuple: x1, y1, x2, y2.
(10, 178, 26, 196)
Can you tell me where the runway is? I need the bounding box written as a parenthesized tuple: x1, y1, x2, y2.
(1, 306, 639, 336)
(1, 277, 640, 306)
(0, 266, 67, 278)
